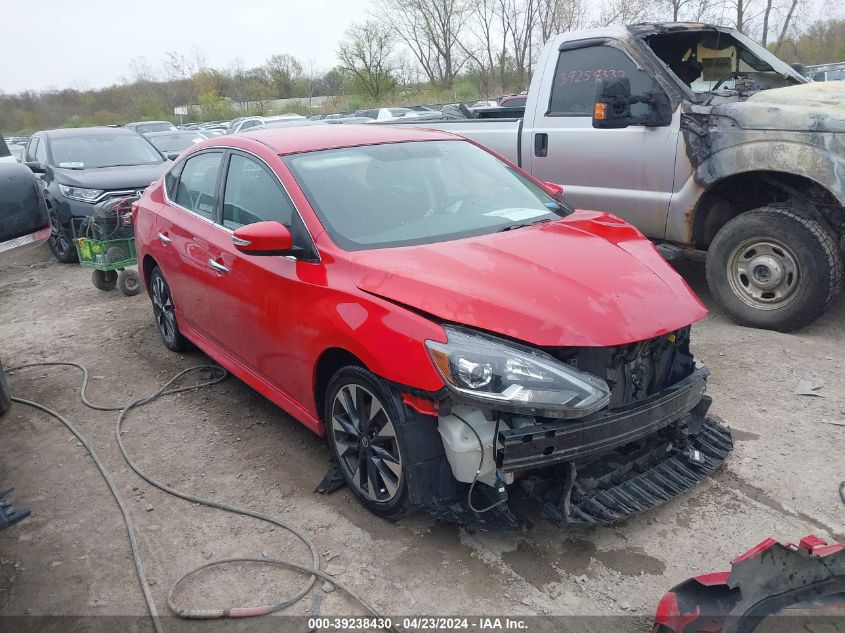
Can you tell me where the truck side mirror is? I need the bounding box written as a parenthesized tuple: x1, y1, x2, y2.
(593, 77, 672, 129)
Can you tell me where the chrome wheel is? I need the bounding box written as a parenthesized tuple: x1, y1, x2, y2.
(151, 274, 177, 344)
(727, 239, 800, 310)
(330, 384, 403, 503)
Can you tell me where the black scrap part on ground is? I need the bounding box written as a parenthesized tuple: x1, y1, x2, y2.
(0, 487, 31, 531)
(664, 540, 845, 633)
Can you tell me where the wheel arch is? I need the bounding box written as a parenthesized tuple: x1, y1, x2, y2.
(313, 347, 368, 423)
(691, 170, 843, 249)
(141, 254, 159, 295)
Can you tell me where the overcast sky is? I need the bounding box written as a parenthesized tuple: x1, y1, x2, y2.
(1, 0, 374, 94)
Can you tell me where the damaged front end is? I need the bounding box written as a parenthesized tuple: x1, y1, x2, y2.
(414, 326, 732, 528)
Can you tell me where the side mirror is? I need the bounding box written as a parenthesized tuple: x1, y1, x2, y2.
(592, 77, 672, 129)
(232, 221, 294, 256)
(543, 182, 565, 201)
(25, 161, 46, 174)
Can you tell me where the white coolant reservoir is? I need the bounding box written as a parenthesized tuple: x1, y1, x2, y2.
(437, 406, 513, 487)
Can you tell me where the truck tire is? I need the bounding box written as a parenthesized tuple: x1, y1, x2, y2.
(325, 365, 415, 519)
(706, 206, 843, 332)
(0, 359, 11, 416)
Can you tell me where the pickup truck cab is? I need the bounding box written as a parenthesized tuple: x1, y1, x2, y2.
(395, 23, 844, 332)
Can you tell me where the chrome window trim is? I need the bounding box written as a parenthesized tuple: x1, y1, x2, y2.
(162, 146, 320, 261)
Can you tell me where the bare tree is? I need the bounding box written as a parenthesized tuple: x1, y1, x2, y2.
(535, 0, 586, 40)
(498, 0, 537, 87)
(263, 54, 303, 98)
(378, 0, 468, 87)
(459, 0, 509, 94)
(596, 0, 658, 26)
(338, 20, 398, 99)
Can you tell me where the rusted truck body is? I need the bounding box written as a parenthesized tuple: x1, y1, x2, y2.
(388, 23, 845, 332)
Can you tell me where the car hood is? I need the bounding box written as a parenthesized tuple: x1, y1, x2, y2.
(713, 82, 845, 133)
(346, 211, 708, 348)
(54, 163, 168, 191)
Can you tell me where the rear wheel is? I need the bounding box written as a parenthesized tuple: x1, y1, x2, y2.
(706, 206, 843, 332)
(149, 267, 188, 352)
(325, 366, 413, 519)
(47, 207, 78, 263)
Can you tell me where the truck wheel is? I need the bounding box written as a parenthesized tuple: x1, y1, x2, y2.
(706, 206, 843, 332)
(0, 359, 10, 416)
(325, 366, 414, 519)
(47, 208, 78, 264)
(149, 267, 189, 352)
(92, 269, 118, 291)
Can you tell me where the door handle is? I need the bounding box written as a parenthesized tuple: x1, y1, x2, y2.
(207, 259, 229, 274)
(534, 133, 548, 157)
(157, 232, 172, 244)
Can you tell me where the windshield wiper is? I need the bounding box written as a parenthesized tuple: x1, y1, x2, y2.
(497, 218, 552, 233)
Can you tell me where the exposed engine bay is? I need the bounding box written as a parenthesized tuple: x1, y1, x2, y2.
(418, 328, 733, 527)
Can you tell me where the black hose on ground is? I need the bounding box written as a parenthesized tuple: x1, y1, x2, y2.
(8, 362, 390, 632)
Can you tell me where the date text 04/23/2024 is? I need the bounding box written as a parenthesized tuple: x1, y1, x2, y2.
(307, 617, 528, 631)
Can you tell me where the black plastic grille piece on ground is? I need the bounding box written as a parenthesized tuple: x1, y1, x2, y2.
(543, 419, 733, 525)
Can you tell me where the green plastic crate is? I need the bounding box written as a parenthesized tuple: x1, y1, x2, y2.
(75, 237, 137, 271)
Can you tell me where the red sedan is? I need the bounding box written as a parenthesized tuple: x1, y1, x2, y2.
(134, 125, 732, 525)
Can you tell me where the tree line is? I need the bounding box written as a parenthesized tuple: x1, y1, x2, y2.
(0, 0, 842, 135)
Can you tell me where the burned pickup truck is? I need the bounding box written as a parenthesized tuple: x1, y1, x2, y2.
(393, 23, 844, 332)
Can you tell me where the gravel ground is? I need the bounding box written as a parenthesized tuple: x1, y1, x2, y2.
(0, 245, 843, 631)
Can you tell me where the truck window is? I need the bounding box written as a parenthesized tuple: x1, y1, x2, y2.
(548, 45, 654, 116)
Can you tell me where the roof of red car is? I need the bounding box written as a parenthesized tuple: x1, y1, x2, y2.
(242, 124, 460, 155)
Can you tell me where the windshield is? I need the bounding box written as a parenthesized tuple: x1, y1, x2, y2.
(285, 140, 571, 251)
(51, 134, 163, 169)
(647, 30, 804, 94)
(149, 133, 204, 153)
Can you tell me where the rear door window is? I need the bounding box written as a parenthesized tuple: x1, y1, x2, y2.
(548, 45, 654, 116)
(221, 154, 295, 229)
(173, 152, 222, 219)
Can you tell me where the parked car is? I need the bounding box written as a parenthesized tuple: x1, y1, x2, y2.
(381, 22, 845, 332)
(124, 120, 178, 134)
(0, 162, 49, 529)
(0, 135, 16, 164)
(1, 162, 51, 415)
(229, 115, 305, 135)
(22, 127, 168, 262)
(134, 125, 731, 525)
(143, 130, 206, 159)
(497, 93, 527, 108)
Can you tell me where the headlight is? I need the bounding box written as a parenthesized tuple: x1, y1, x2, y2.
(426, 327, 610, 418)
(59, 185, 105, 202)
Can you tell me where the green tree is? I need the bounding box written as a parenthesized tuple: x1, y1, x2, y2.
(338, 21, 398, 100)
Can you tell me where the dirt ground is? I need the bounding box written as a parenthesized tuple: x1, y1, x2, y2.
(0, 245, 843, 631)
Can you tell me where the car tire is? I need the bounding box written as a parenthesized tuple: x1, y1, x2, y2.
(149, 267, 189, 352)
(92, 269, 118, 292)
(325, 365, 415, 519)
(117, 269, 142, 296)
(706, 206, 843, 332)
(47, 207, 78, 264)
(0, 359, 11, 416)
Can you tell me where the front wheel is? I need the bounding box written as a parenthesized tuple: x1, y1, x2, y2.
(47, 207, 78, 263)
(706, 206, 843, 332)
(325, 366, 414, 519)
